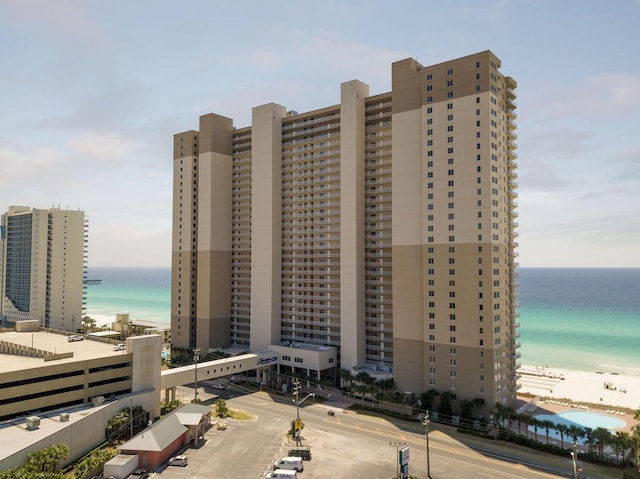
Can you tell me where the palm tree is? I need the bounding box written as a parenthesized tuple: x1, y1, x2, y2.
(555, 423, 569, 449)
(459, 399, 473, 427)
(420, 389, 440, 413)
(583, 427, 595, 456)
(27, 444, 69, 472)
(531, 416, 541, 443)
(519, 413, 532, 440)
(493, 402, 506, 429)
(340, 368, 353, 394)
(375, 378, 395, 400)
(632, 409, 640, 471)
(505, 406, 517, 438)
(541, 419, 555, 445)
(438, 391, 454, 424)
(568, 424, 585, 448)
(593, 427, 611, 461)
(81, 315, 97, 333)
(612, 431, 630, 465)
(353, 371, 375, 404)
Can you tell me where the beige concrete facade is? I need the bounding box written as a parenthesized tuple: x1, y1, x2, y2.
(171, 50, 518, 412)
(0, 206, 86, 331)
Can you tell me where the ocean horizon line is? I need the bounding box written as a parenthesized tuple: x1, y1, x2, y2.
(88, 265, 640, 270)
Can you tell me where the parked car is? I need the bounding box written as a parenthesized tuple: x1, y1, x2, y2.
(113, 343, 126, 351)
(67, 335, 83, 342)
(168, 455, 188, 467)
(273, 456, 303, 472)
(287, 446, 311, 461)
(130, 469, 150, 479)
(266, 470, 297, 478)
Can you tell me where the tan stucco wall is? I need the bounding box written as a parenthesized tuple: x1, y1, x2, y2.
(339, 80, 368, 370)
(250, 103, 286, 351)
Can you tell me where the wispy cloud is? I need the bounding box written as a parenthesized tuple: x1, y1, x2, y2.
(545, 74, 640, 119)
(1, 0, 108, 47)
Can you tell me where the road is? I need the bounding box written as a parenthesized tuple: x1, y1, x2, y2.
(154, 381, 580, 479)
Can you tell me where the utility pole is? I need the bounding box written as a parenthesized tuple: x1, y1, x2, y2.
(292, 378, 314, 446)
(193, 348, 200, 402)
(420, 412, 432, 478)
(129, 397, 133, 439)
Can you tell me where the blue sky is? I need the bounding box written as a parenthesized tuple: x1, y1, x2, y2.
(1, 0, 638, 267)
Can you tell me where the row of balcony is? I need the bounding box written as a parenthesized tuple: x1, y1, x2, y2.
(365, 121, 391, 130)
(365, 101, 392, 112)
(282, 113, 340, 131)
(282, 122, 340, 139)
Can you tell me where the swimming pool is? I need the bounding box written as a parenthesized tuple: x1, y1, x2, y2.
(531, 410, 625, 443)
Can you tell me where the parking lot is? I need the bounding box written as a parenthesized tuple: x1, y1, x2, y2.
(152, 385, 403, 479)
(147, 384, 575, 479)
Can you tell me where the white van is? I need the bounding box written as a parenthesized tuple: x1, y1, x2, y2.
(273, 456, 303, 472)
(266, 469, 297, 479)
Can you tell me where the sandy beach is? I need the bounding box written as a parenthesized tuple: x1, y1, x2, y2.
(518, 365, 640, 411)
(87, 313, 120, 328)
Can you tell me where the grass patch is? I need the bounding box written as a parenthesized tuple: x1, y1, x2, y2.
(227, 409, 254, 420)
(218, 409, 256, 421)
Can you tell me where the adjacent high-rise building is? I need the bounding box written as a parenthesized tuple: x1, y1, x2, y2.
(0, 206, 88, 331)
(171, 50, 519, 410)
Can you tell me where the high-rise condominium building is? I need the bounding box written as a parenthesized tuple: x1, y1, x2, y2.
(0, 206, 87, 331)
(171, 50, 519, 409)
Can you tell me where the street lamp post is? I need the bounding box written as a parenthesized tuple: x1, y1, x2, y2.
(420, 412, 432, 479)
(570, 443, 578, 479)
(193, 348, 200, 402)
(571, 442, 578, 479)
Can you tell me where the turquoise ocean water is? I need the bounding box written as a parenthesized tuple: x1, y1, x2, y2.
(85, 267, 171, 323)
(85, 267, 640, 376)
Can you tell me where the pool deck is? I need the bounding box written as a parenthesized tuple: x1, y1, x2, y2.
(515, 395, 635, 434)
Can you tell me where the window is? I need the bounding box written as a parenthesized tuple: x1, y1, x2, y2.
(427, 73, 433, 80)
(447, 68, 453, 75)
(447, 91, 453, 98)
(447, 103, 453, 110)
(427, 84, 433, 91)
